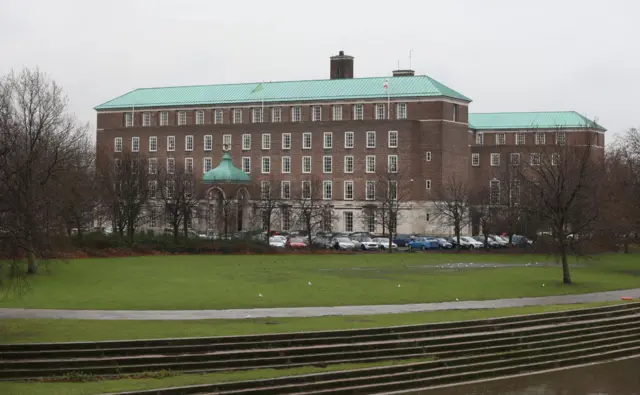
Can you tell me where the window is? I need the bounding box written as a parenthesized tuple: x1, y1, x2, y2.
(204, 135, 212, 151)
(344, 181, 354, 200)
(426, 180, 432, 191)
(124, 113, 133, 127)
(223, 134, 231, 149)
(312, 106, 322, 122)
(366, 131, 376, 148)
(242, 134, 251, 150)
(388, 155, 398, 173)
(323, 156, 332, 173)
(214, 109, 223, 124)
(366, 155, 376, 173)
(233, 109, 243, 124)
(353, 104, 364, 120)
(281, 181, 291, 200)
(323, 181, 332, 200)
(366, 209, 376, 233)
(302, 156, 311, 173)
(491, 153, 501, 167)
(160, 111, 168, 126)
(366, 181, 376, 200)
(114, 137, 123, 152)
(344, 156, 354, 173)
(142, 112, 151, 127)
(271, 107, 281, 123)
(261, 157, 271, 173)
(344, 131, 354, 148)
(496, 133, 506, 145)
(535, 132, 546, 145)
(195, 110, 204, 125)
(167, 158, 175, 174)
(510, 153, 520, 166)
(185, 135, 194, 151)
(149, 136, 157, 152)
(203, 157, 212, 173)
(490, 180, 500, 205)
(261, 181, 271, 199)
(165, 180, 175, 199)
(241, 157, 251, 173)
(452, 104, 458, 121)
(178, 111, 186, 126)
(301, 181, 311, 199)
(302, 132, 312, 149)
(396, 103, 407, 119)
(509, 179, 520, 206)
(552, 152, 560, 166)
(375, 104, 386, 120)
(167, 136, 175, 151)
(388, 130, 398, 148)
(556, 131, 566, 145)
(252, 108, 263, 123)
(148, 158, 157, 174)
(323, 132, 333, 149)
(131, 137, 139, 152)
(282, 133, 291, 149)
(333, 105, 342, 121)
(516, 133, 525, 145)
(344, 211, 354, 232)
(426, 151, 432, 161)
(471, 153, 480, 166)
(389, 181, 398, 200)
(291, 106, 301, 122)
(281, 206, 291, 229)
(476, 133, 484, 145)
(281, 156, 291, 173)
(149, 181, 157, 199)
(185, 157, 194, 174)
(262, 133, 271, 150)
(114, 158, 122, 172)
(531, 152, 541, 165)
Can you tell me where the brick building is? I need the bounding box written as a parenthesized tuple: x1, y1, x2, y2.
(95, 51, 605, 235)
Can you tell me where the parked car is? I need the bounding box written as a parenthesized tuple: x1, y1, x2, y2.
(488, 234, 509, 248)
(407, 237, 440, 251)
(269, 236, 287, 248)
(373, 237, 398, 250)
(512, 235, 534, 248)
(350, 234, 379, 250)
(434, 237, 453, 249)
(333, 237, 355, 250)
(473, 235, 501, 248)
(460, 236, 484, 249)
(393, 234, 413, 247)
(286, 237, 308, 249)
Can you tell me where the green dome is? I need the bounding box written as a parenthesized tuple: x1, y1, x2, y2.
(202, 153, 251, 184)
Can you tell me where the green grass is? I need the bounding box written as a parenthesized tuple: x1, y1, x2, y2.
(0, 253, 638, 310)
(0, 359, 426, 395)
(0, 302, 625, 344)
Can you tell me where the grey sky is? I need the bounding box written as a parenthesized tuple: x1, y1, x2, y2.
(1, 0, 638, 139)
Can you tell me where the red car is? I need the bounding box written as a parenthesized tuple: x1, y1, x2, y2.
(286, 237, 308, 249)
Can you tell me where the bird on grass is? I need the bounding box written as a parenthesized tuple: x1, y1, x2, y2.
(258, 293, 263, 298)
(308, 281, 312, 286)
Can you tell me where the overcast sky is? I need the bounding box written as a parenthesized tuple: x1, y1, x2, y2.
(1, 0, 638, 140)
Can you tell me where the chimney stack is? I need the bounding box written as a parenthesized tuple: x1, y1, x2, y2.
(330, 50, 354, 79)
(392, 69, 415, 77)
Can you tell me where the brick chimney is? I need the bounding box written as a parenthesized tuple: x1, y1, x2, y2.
(392, 69, 415, 77)
(330, 50, 354, 79)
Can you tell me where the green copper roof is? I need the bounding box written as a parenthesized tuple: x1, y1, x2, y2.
(469, 111, 606, 131)
(202, 153, 250, 184)
(95, 75, 471, 110)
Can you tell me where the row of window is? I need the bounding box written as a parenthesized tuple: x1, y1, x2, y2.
(488, 179, 521, 206)
(475, 131, 567, 146)
(113, 131, 400, 153)
(258, 179, 429, 201)
(124, 103, 409, 127)
(472, 152, 560, 167)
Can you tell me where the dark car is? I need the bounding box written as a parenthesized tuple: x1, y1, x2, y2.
(393, 234, 413, 247)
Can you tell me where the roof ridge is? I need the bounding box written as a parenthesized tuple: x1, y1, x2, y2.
(470, 110, 579, 115)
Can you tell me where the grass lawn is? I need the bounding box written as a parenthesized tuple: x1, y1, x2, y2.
(0, 253, 638, 310)
(0, 358, 427, 395)
(0, 302, 625, 344)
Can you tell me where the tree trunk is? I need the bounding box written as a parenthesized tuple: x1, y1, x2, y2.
(561, 252, 572, 284)
(173, 224, 179, 244)
(26, 238, 37, 274)
(623, 240, 629, 254)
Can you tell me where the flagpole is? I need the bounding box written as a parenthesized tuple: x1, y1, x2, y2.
(261, 80, 265, 123)
(387, 80, 390, 120)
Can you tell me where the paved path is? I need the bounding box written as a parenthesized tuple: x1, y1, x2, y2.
(1, 289, 639, 320)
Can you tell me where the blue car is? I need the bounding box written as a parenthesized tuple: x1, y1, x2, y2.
(407, 237, 440, 251)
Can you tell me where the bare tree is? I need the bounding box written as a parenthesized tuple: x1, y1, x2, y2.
(292, 176, 333, 249)
(256, 177, 283, 240)
(432, 173, 472, 251)
(518, 135, 602, 284)
(0, 68, 88, 274)
(155, 161, 200, 243)
(98, 150, 153, 246)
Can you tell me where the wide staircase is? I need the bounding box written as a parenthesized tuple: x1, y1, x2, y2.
(2, 303, 640, 394)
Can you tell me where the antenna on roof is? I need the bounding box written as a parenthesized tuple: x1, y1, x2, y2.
(409, 49, 413, 70)
(397, 60, 400, 70)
